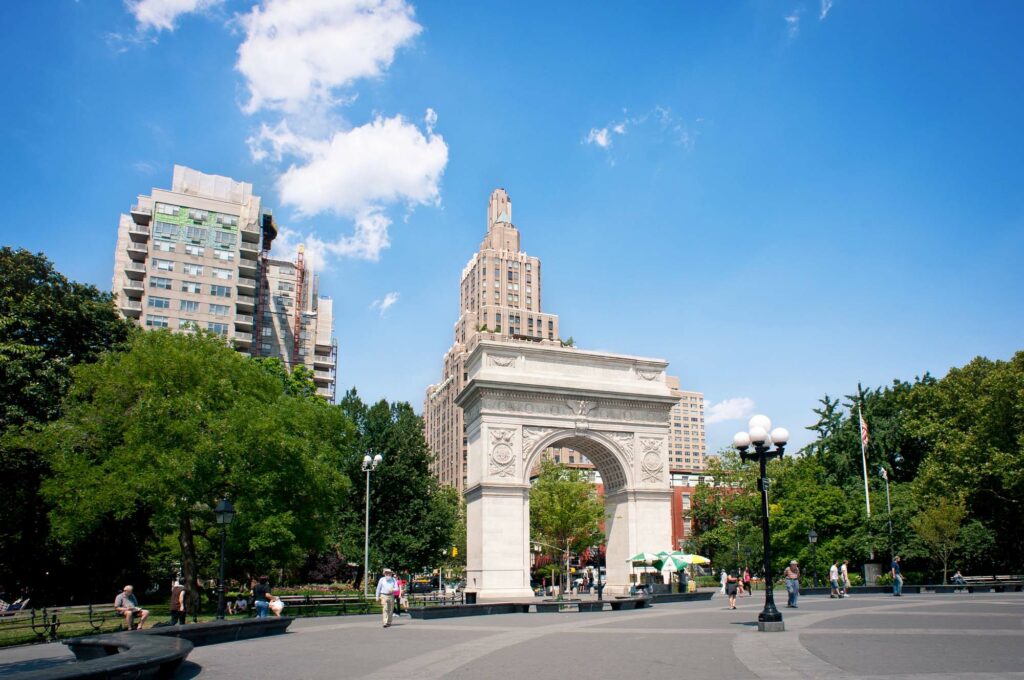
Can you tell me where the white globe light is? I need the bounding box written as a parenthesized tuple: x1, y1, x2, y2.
(373, 454, 384, 465)
(770, 427, 790, 445)
(732, 432, 751, 449)
(748, 414, 772, 432)
(362, 455, 372, 465)
(749, 426, 769, 445)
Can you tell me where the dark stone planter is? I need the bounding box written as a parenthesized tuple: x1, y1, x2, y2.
(407, 603, 528, 619)
(650, 591, 715, 603)
(137, 616, 293, 647)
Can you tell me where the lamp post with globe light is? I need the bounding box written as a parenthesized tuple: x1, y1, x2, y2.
(362, 453, 383, 597)
(214, 498, 235, 620)
(808, 529, 818, 587)
(733, 415, 789, 631)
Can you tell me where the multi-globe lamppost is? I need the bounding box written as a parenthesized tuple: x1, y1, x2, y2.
(733, 414, 789, 632)
(214, 497, 236, 620)
(808, 529, 818, 587)
(362, 453, 383, 598)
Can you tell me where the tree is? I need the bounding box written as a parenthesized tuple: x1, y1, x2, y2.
(529, 460, 604, 589)
(36, 330, 351, 611)
(336, 390, 459, 584)
(0, 247, 134, 600)
(911, 498, 966, 584)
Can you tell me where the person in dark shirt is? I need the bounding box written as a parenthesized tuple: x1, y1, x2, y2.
(891, 556, 903, 596)
(169, 579, 186, 625)
(252, 576, 272, 618)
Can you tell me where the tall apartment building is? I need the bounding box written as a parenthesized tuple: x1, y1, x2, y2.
(666, 376, 706, 471)
(112, 165, 337, 401)
(424, 189, 562, 491)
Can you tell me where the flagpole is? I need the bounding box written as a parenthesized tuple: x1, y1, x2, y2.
(857, 389, 871, 518)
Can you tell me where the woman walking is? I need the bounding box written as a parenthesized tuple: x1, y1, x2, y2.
(726, 572, 739, 609)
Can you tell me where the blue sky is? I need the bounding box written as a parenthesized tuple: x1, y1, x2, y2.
(2, 1, 1022, 453)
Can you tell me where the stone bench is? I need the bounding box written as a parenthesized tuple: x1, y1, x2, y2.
(407, 603, 529, 620)
(608, 597, 650, 611)
(14, 633, 193, 680)
(650, 592, 715, 603)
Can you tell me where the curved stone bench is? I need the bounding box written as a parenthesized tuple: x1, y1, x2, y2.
(15, 633, 192, 679)
(138, 616, 293, 647)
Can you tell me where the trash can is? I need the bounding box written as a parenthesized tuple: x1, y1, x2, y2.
(464, 591, 477, 605)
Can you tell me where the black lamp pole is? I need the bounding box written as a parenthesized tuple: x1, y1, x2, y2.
(214, 498, 235, 620)
(734, 416, 789, 630)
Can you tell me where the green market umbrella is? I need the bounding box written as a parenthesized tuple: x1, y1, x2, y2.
(626, 552, 662, 564)
(673, 553, 711, 565)
(655, 552, 690, 571)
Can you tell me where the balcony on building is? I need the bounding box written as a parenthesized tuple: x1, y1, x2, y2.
(128, 222, 150, 243)
(126, 243, 148, 262)
(314, 335, 337, 354)
(236, 294, 255, 311)
(118, 298, 142, 318)
(238, 257, 257, 278)
(237, 277, 256, 295)
(130, 204, 152, 226)
(316, 385, 336, 401)
(239, 240, 259, 259)
(124, 262, 147, 280)
(122, 280, 144, 297)
(313, 369, 334, 385)
(233, 331, 253, 347)
(313, 351, 335, 369)
(234, 314, 253, 330)
(241, 220, 261, 243)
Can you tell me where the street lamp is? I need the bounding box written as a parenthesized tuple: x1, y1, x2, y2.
(733, 414, 789, 632)
(214, 497, 235, 620)
(808, 529, 818, 587)
(880, 466, 893, 560)
(362, 453, 383, 598)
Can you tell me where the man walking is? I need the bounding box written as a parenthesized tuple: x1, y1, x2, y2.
(376, 568, 399, 628)
(841, 559, 851, 597)
(891, 556, 903, 596)
(783, 560, 800, 608)
(829, 561, 840, 598)
(114, 585, 149, 630)
(169, 579, 186, 625)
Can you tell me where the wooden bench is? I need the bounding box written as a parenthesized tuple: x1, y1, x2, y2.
(961, 576, 1024, 593)
(0, 608, 56, 642)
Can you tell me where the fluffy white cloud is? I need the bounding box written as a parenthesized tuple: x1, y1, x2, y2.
(585, 127, 611, 148)
(705, 397, 756, 424)
(127, 0, 221, 32)
(820, 0, 834, 20)
(250, 113, 447, 261)
(237, 0, 422, 113)
(370, 291, 400, 316)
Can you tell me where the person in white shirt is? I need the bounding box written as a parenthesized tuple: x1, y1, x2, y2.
(840, 560, 851, 597)
(376, 568, 399, 628)
(829, 561, 840, 598)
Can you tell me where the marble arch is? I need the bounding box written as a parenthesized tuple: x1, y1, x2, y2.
(455, 339, 678, 599)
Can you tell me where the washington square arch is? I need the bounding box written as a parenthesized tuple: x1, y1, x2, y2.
(456, 338, 678, 599)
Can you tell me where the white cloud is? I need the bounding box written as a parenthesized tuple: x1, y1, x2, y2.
(127, 0, 221, 32)
(785, 10, 801, 39)
(820, 0, 834, 20)
(249, 113, 447, 261)
(585, 127, 612, 148)
(370, 291, 400, 316)
(236, 0, 422, 113)
(705, 397, 756, 424)
(585, 107, 698, 155)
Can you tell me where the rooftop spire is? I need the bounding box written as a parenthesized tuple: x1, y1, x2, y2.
(487, 188, 512, 229)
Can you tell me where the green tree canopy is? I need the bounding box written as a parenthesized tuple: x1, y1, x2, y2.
(529, 459, 604, 583)
(36, 330, 352, 609)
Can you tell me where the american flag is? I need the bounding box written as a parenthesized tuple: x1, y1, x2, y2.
(860, 412, 870, 448)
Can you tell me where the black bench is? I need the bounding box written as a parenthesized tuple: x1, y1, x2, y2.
(407, 602, 528, 619)
(609, 597, 650, 611)
(275, 595, 372, 616)
(8, 633, 193, 680)
(651, 592, 715, 603)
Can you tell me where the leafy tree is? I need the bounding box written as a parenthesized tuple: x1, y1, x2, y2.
(529, 460, 604, 588)
(0, 247, 134, 600)
(336, 390, 459, 585)
(911, 498, 966, 584)
(36, 330, 351, 611)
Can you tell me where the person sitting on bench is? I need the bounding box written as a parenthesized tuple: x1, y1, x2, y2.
(952, 570, 966, 586)
(114, 585, 149, 630)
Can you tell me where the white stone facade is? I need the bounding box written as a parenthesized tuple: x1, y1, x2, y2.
(456, 339, 677, 599)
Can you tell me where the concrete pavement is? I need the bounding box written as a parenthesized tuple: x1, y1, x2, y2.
(3, 593, 1022, 678)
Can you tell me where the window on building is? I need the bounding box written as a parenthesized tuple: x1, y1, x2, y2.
(189, 209, 208, 222)
(148, 297, 170, 309)
(145, 314, 169, 328)
(180, 300, 199, 313)
(216, 214, 238, 227)
(213, 230, 236, 246)
(261, 327, 272, 337)
(179, 320, 198, 332)
(185, 244, 204, 257)
(215, 250, 234, 261)
(210, 284, 231, 298)
(182, 281, 201, 294)
(185, 226, 208, 242)
(150, 276, 172, 290)
(682, 494, 691, 510)
(278, 281, 294, 292)
(154, 241, 174, 253)
(153, 221, 178, 238)
(152, 258, 174, 272)
(212, 267, 233, 280)
(209, 303, 230, 316)
(207, 322, 229, 336)
(156, 203, 177, 216)
(183, 263, 203, 276)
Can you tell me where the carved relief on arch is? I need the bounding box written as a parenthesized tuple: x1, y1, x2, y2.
(521, 426, 554, 461)
(639, 437, 665, 483)
(489, 428, 517, 478)
(488, 354, 518, 368)
(607, 432, 635, 466)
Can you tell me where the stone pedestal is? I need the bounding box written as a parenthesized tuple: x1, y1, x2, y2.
(758, 620, 786, 632)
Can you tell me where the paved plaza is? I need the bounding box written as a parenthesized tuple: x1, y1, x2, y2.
(1, 593, 1022, 679)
